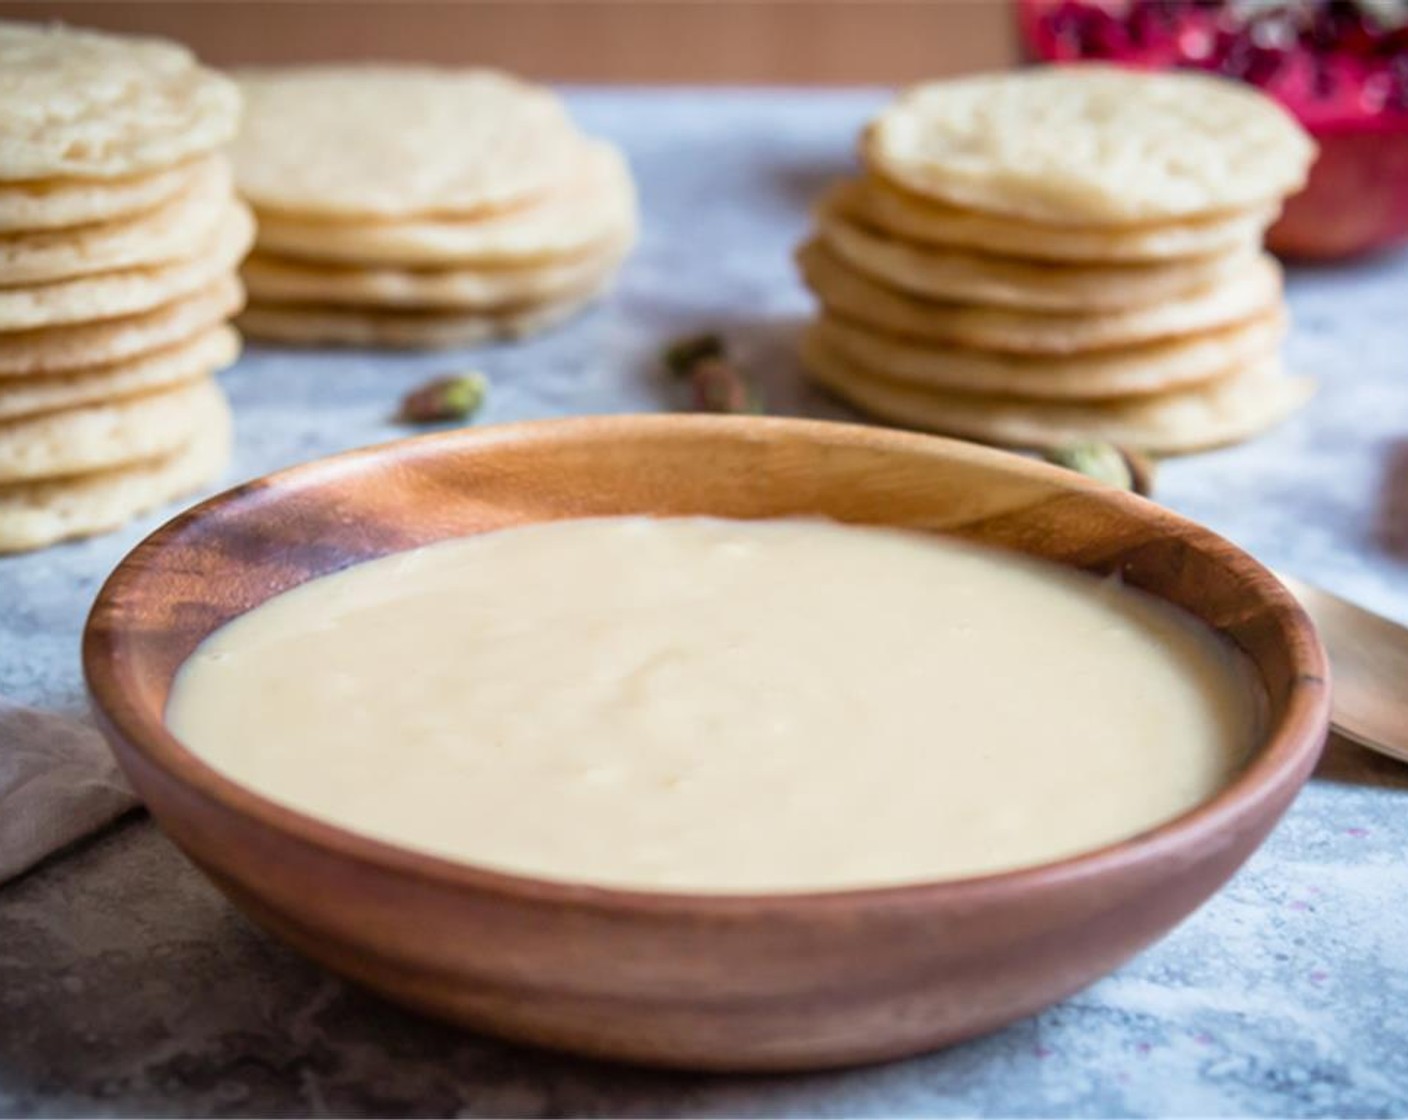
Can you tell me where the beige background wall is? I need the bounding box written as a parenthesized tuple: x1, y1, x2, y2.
(0, 1, 1016, 83)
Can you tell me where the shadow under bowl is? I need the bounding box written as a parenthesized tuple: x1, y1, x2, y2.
(83, 414, 1330, 1072)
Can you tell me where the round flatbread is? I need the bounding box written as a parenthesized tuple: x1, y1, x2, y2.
(836, 176, 1276, 264)
(811, 311, 1284, 401)
(819, 201, 1252, 312)
(864, 65, 1315, 225)
(242, 233, 631, 310)
(0, 157, 207, 233)
(0, 202, 253, 332)
(0, 387, 231, 553)
(0, 157, 235, 286)
(0, 326, 238, 421)
(233, 65, 583, 220)
(0, 275, 244, 377)
(0, 22, 240, 181)
(239, 286, 603, 350)
(251, 143, 636, 268)
(0, 375, 223, 483)
(796, 241, 1283, 355)
(801, 329, 1314, 455)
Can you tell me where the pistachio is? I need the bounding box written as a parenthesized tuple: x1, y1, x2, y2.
(397, 372, 488, 425)
(1044, 440, 1155, 497)
(662, 333, 725, 379)
(690, 356, 765, 415)
(661, 332, 765, 415)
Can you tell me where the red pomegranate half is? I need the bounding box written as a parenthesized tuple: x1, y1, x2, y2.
(1017, 0, 1408, 261)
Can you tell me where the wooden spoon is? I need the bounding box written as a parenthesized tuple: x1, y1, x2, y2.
(1277, 572, 1408, 764)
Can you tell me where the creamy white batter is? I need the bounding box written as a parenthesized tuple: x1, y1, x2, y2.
(167, 516, 1259, 892)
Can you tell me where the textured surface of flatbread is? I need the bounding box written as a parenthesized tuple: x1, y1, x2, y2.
(0, 376, 221, 482)
(0, 157, 204, 233)
(0, 22, 240, 181)
(0, 386, 230, 553)
(0, 203, 253, 331)
(812, 312, 1284, 400)
(797, 241, 1283, 355)
(240, 286, 603, 349)
(242, 233, 630, 309)
(0, 276, 243, 377)
(233, 65, 582, 219)
(865, 65, 1315, 225)
(0, 326, 237, 421)
(801, 330, 1314, 454)
(836, 176, 1276, 263)
(251, 143, 636, 267)
(0, 157, 235, 286)
(819, 202, 1252, 312)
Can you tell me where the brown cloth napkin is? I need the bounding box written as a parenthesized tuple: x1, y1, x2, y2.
(0, 698, 138, 884)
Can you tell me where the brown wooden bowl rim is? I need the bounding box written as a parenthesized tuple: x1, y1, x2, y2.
(84, 413, 1330, 918)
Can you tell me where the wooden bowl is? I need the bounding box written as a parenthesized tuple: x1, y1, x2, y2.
(83, 415, 1329, 1072)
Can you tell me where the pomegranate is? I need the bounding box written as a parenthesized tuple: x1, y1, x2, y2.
(1017, 0, 1408, 260)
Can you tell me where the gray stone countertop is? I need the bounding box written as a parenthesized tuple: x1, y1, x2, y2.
(3, 89, 1407, 1117)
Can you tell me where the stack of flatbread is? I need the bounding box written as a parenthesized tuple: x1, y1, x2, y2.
(0, 22, 249, 553)
(798, 65, 1318, 455)
(232, 66, 636, 349)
